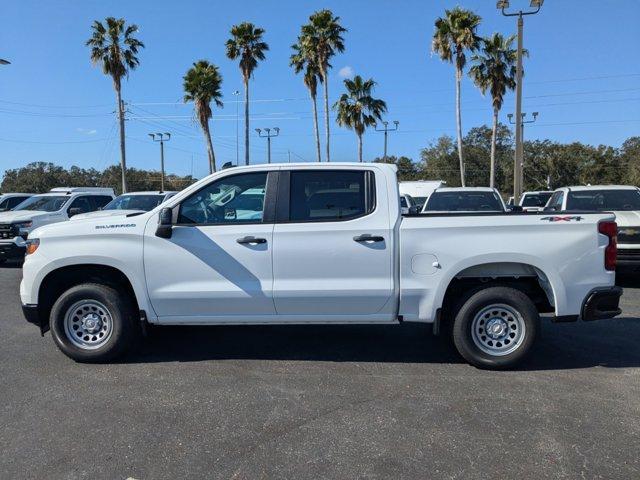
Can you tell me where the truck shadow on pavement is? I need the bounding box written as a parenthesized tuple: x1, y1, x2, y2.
(124, 317, 640, 371)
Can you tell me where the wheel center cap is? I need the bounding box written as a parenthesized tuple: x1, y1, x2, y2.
(486, 318, 507, 339)
(83, 314, 102, 333)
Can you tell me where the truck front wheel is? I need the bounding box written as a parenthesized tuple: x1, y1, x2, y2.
(50, 283, 137, 362)
(452, 286, 539, 369)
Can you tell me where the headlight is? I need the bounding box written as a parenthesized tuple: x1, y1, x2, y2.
(14, 221, 33, 230)
(25, 238, 39, 255)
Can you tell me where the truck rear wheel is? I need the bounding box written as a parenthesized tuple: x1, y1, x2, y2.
(452, 286, 539, 369)
(50, 283, 137, 362)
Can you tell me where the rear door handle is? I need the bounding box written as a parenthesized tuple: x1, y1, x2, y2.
(353, 234, 385, 243)
(236, 236, 267, 245)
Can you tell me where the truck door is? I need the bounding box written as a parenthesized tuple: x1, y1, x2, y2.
(272, 168, 395, 320)
(144, 170, 277, 322)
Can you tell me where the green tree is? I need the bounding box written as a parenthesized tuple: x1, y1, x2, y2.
(183, 60, 224, 174)
(334, 75, 387, 162)
(469, 33, 520, 188)
(301, 10, 347, 162)
(374, 156, 419, 181)
(290, 37, 323, 162)
(225, 22, 269, 166)
(86, 17, 144, 193)
(432, 7, 482, 187)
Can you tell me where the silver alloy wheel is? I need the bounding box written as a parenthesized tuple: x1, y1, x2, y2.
(63, 300, 113, 350)
(471, 303, 526, 356)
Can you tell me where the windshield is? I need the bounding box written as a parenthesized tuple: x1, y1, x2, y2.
(566, 189, 640, 211)
(521, 192, 553, 207)
(104, 194, 166, 212)
(13, 195, 69, 212)
(425, 191, 504, 212)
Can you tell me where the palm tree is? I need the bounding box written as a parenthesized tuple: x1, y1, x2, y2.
(432, 7, 481, 187)
(334, 75, 387, 162)
(301, 10, 346, 162)
(225, 22, 268, 166)
(290, 38, 322, 162)
(87, 17, 144, 193)
(183, 60, 224, 174)
(469, 33, 521, 188)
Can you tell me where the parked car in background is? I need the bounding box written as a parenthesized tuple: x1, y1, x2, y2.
(400, 194, 418, 215)
(0, 193, 34, 212)
(0, 187, 114, 262)
(71, 191, 177, 220)
(546, 185, 640, 273)
(399, 180, 444, 210)
(20, 163, 621, 369)
(422, 187, 507, 213)
(519, 191, 554, 212)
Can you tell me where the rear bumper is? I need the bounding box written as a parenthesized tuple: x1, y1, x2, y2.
(21, 303, 48, 335)
(581, 286, 622, 321)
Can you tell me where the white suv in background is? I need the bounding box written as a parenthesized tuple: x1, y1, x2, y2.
(518, 191, 554, 212)
(0, 193, 34, 212)
(72, 191, 177, 220)
(0, 187, 114, 262)
(546, 185, 640, 273)
(421, 187, 507, 213)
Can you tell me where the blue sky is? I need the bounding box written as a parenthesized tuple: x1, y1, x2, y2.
(1, 0, 639, 180)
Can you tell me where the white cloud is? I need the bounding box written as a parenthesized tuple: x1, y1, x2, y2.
(76, 128, 97, 135)
(338, 66, 354, 79)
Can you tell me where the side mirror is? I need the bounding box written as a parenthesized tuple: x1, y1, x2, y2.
(156, 207, 174, 238)
(543, 205, 557, 212)
(408, 205, 419, 215)
(510, 205, 523, 212)
(68, 207, 83, 217)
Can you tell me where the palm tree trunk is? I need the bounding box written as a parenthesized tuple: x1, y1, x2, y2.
(310, 91, 322, 162)
(358, 133, 363, 163)
(490, 107, 498, 189)
(243, 75, 250, 166)
(114, 78, 128, 193)
(202, 118, 216, 174)
(322, 68, 330, 162)
(455, 67, 465, 187)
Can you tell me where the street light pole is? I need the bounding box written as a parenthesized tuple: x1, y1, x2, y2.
(149, 132, 171, 192)
(375, 120, 399, 161)
(233, 90, 240, 166)
(498, 0, 543, 203)
(255, 127, 280, 164)
(508, 112, 539, 190)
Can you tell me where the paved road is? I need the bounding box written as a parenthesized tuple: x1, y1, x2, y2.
(1, 266, 639, 479)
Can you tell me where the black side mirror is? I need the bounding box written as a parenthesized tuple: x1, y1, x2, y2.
(542, 205, 557, 212)
(408, 205, 419, 215)
(156, 207, 174, 238)
(510, 205, 523, 212)
(68, 207, 83, 217)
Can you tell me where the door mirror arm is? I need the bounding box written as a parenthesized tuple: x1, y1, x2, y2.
(156, 207, 175, 238)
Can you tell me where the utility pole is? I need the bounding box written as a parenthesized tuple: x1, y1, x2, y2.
(255, 128, 280, 164)
(233, 90, 240, 166)
(498, 0, 543, 202)
(148, 132, 171, 192)
(375, 120, 399, 161)
(508, 112, 538, 191)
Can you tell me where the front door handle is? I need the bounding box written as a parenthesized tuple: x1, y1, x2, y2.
(236, 236, 267, 245)
(353, 234, 385, 243)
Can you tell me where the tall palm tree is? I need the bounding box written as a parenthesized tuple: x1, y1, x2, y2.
(469, 33, 521, 188)
(183, 60, 224, 174)
(432, 7, 481, 187)
(87, 17, 144, 193)
(334, 75, 387, 162)
(225, 22, 268, 166)
(290, 38, 322, 162)
(301, 10, 346, 162)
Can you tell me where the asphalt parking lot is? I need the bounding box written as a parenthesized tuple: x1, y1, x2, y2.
(0, 266, 639, 480)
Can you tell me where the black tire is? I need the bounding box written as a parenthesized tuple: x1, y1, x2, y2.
(452, 286, 539, 370)
(50, 283, 137, 363)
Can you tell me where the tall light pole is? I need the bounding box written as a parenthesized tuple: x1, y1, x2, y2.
(498, 0, 543, 202)
(508, 112, 538, 190)
(232, 90, 240, 166)
(375, 120, 399, 161)
(255, 128, 280, 164)
(148, 132, 171, 192)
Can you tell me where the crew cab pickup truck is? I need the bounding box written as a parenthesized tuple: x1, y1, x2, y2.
(20, 163, 622, 369)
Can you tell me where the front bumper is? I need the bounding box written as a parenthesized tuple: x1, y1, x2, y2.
(22, 303, 48, 335)
(617, 248, 640, 269)
(581, 286, 622, 321)
(0, 240, 26, 261)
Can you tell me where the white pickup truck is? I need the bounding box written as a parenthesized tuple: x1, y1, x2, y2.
(20, 163, 622, 369)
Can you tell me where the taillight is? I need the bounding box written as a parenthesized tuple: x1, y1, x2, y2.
(598, 221, 617, 271)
